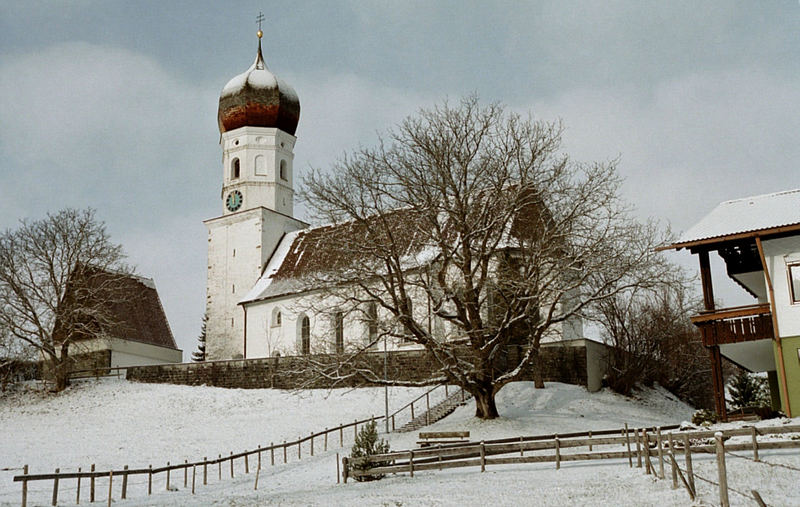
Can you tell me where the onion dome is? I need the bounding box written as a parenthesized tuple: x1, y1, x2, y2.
(218, 36, 300, 135)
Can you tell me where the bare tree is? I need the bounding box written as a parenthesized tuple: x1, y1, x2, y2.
(0, 208, 131, 391)
(301, 96, 670, 418)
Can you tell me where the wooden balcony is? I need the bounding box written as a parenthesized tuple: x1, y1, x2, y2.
(691, 303, 773, 346)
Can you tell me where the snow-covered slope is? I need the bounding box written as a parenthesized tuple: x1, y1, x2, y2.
(1, 379, 795, 506)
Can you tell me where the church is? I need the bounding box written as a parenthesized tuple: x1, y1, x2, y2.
(204, 33, 584, 362)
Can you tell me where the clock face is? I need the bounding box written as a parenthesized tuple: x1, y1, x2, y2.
(226, 190, 243, 212)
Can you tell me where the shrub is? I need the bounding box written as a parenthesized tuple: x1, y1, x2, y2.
(350, 421, 390, 481)
(691, 408, 717, 426)
(728, 371, 769, 409)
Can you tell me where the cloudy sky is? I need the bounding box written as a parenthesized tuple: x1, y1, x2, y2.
(1, 1, 799, 357)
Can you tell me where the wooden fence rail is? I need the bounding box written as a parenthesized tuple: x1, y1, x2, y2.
(11, 383, 461, 506)
(343, 424, 800, 483)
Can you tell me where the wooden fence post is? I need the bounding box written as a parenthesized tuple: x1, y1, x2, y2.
(184, 460, 188, 487)
(92, 464, 97, 501)
(671, 453, 695, 501)
(342, 456, 349, 483)
(669, 433, 677, 489)
(635, 429, 642, 468)
(254, 464, 260, 491)
(192, 465, 196, 494)
(147, 464, 152, 496)
(218, 455, 222, 481)
(750, 426, 759, 461)
(203, 457, 208, 485)
(682, 433, 694, 495)
(354, 420, 358, 441)
(270, 444, 275, 466)
(166, 461, 171, 490)
(298, 440, 301, 459)
(51, 467, 59, 507)
(643, 429, 651, 475)
(657, 427, 664, 479)
(392, 414, 395, 431)
(245, 451, 249, 474)
(336, 453, 340, 484)
(340, 427, 343, 447)
(715, 432, 730, 507)
(76, 466, 81, 505)
(409, 450, 415, 478)
(21, 464, 28, 507)
(480, 441, 486, 472)
(519, 436, 524, 457)
(311, 432, 315, 456)
(325, 429, 328, 451)
(106, 471, 113, 507)
(555, 436, 561, 470)
(588, 431, 593, 452)
(411, 403, 415, 420)
(257, 446, 262, 471)
(624, 424, 632, 467)
(230, 452, 235, 478)
(122, 465, 129, 499)
(283, 441, 287, 464)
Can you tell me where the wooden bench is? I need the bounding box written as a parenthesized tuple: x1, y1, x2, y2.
(417, 431, 470, 447)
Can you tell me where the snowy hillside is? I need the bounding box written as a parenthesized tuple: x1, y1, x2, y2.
(1, 379, 796, 506)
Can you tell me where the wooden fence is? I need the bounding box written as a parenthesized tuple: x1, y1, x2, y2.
(342, 423, 800, 491)
(11, 382, 459, 506)
(643, 425, 800, 506)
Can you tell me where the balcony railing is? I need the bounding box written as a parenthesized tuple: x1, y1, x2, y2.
(691, 303, 773, 346)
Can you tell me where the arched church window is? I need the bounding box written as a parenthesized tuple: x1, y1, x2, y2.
(275, 311, 281, 326)
(402, 300, 413, 343)
(254, 155, 266, 176)
(334, 311, 344, 354)
(279, 160, 287, 181)
(232, 158, 240, 179)
(301, 315, 310, 355)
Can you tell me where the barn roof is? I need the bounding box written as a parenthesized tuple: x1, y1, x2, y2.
(666, 188, 800, 250)
(59, 268, 179, 350)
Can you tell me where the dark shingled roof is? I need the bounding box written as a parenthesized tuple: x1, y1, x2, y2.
(57, 268, 178, 350)
(242, 188, 549, 304)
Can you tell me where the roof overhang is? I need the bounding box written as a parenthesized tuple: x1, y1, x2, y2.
(657, 222, 800, 252)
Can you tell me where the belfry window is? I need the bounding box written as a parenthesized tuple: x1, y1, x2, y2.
(279, 160, 287, 181)
(231, 158, 240, 179)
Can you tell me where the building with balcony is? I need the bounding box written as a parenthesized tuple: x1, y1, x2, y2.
(664, 189, 800, 420)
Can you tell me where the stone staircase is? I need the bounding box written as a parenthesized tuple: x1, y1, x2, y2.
(397, 388, 473, 432)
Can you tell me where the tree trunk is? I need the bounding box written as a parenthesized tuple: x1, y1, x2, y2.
(53, 342, 70, 392)
(473, 388, 499, 419)
(530, 346, 545, 389)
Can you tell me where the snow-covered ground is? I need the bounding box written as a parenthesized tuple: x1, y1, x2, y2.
(1, 379, 797, 506)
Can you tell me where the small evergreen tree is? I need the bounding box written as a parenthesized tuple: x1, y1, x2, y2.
(728, 371, 768, 409)
(350, 421, 390, 481)
(192, 313, 207, 362)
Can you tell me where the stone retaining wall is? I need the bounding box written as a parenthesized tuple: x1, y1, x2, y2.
(127, 343, 588, 389)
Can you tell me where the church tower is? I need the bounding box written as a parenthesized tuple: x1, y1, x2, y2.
(204, 30, 307, 360)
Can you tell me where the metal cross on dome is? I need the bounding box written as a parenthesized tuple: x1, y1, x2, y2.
(256, 12, 265, 31)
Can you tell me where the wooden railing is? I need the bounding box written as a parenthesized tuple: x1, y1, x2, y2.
(385, 384, 467, 431)
(691, 304, 773, 346)
(343, 424, 800, 485)
(10, 384, 461, 506)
